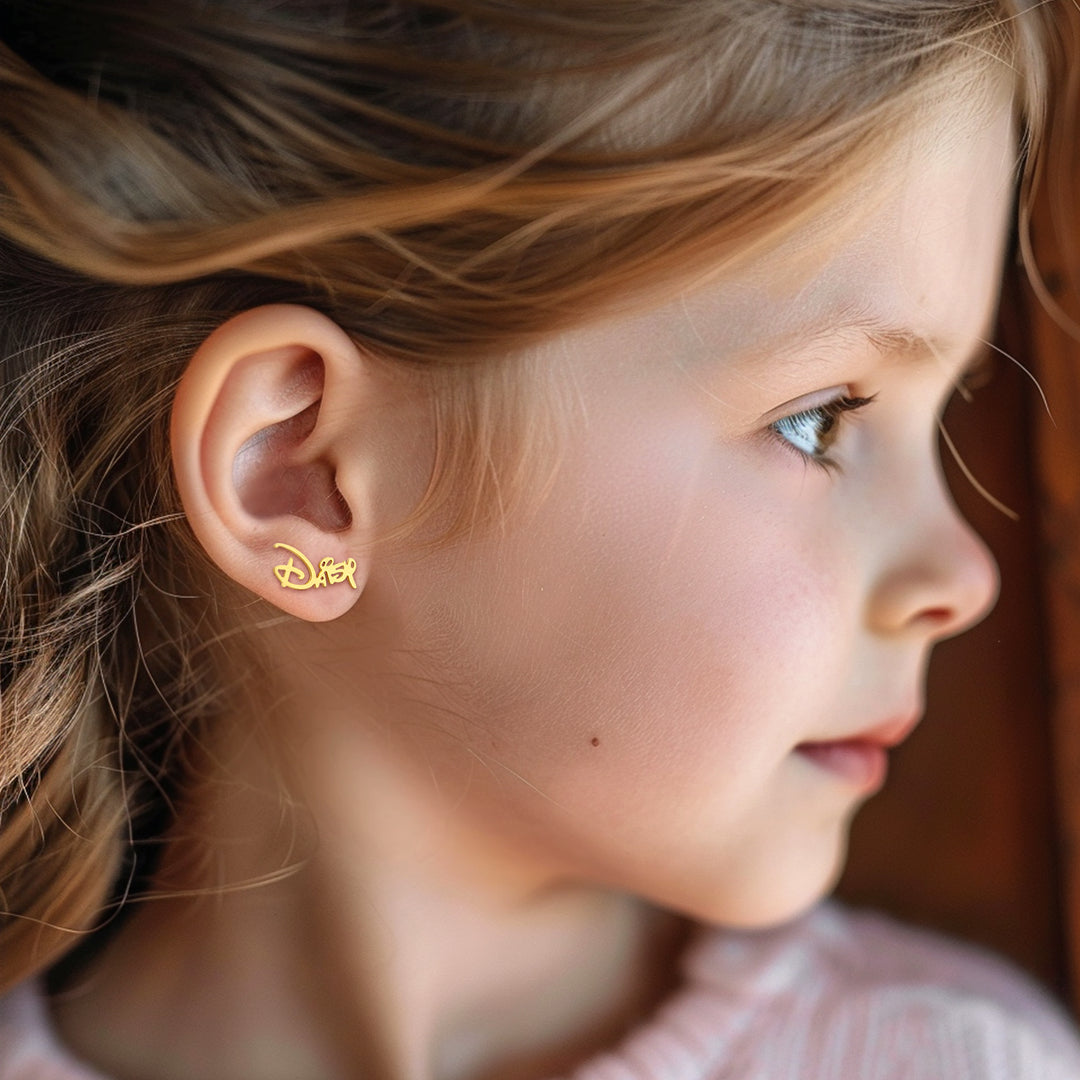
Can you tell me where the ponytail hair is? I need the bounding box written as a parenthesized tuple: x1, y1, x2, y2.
(0, 0, 1058, 990)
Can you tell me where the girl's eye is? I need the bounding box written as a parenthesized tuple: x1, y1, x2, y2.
(768, 395, 875, 472)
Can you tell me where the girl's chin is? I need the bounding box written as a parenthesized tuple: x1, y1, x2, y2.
(694, 892, 830, 932)
(656, 841, 849, 931)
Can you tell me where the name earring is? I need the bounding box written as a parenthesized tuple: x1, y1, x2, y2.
(272, 542, 358, 591)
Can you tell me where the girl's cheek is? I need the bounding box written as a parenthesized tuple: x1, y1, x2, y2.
(418, 429, 839, 748)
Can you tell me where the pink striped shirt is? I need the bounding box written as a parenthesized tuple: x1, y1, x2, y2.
(3, 903, 1080, 1078)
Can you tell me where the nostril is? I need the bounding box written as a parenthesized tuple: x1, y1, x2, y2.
(921, 607, 954, 624)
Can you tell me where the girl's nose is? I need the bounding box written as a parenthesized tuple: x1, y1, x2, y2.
(866, 488, 999, 642)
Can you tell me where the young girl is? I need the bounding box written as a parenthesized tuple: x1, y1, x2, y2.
(2, 1, 1080, 1077)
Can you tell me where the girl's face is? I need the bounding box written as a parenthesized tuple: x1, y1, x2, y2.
(346, 90, 1012, 926)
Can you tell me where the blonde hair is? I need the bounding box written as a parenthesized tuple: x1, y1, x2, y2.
(0, 0, 1058, 991)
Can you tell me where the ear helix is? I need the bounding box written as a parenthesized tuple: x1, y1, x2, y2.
(170, 305, 378, 622)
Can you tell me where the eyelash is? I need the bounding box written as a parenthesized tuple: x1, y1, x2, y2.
(768, 394, 876, 473)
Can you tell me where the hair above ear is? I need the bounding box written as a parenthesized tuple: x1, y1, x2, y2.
(170, 304, 376, 622)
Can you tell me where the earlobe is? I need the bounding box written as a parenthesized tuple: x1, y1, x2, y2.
(170, 305, 373, 622)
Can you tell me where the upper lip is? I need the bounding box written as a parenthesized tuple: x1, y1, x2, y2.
(855, 712, 922, 748)
(802, 710, 923, 750)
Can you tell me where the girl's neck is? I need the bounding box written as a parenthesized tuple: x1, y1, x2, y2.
(49, 707, 689, 1080)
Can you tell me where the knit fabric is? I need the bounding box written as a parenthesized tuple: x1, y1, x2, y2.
(3, 903, 1079, 1079)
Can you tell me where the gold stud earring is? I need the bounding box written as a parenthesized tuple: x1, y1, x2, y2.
(272, 542, 357, 591)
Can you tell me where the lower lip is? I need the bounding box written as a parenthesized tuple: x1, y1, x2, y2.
(796, 740, 888, 793)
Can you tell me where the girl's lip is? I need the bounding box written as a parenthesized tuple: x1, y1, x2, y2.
(794, 712, 921, 791)
(806, 711, 922, 751)
(856, 712, 923, 748)
(795, 740, 889, 792)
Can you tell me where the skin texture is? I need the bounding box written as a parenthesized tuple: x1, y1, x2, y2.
(55, 86, 1012, 1080)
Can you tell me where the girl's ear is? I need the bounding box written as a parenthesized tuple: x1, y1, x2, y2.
(171, 304, 378, 622)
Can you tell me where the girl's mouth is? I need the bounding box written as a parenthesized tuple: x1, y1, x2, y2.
(795, 739, 889, 792)
(795, 712, 920, 792)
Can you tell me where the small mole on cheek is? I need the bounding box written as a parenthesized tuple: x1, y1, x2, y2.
(590, 736, 600, 747)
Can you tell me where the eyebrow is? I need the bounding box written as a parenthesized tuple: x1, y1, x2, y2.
(859, 322, 959, 364)
(762, 304, 968, 371)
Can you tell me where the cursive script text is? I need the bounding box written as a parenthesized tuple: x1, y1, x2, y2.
(273, 543, 358, 590)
